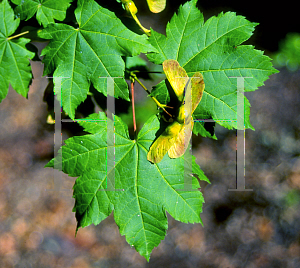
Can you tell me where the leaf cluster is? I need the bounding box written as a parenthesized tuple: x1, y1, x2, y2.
(0, 0, 278, 260)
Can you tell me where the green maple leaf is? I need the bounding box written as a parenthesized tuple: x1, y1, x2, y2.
(46, 111, 210, 260)
(11, 0, 74, 27)
(39, 0, 157, 119)
(147, 0, 278, 132)
(0, 0, 34, 103)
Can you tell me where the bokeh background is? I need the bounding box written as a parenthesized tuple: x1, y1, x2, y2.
(1, 0, 300, 267)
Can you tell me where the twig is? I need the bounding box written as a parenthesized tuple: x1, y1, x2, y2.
(130, 72, 173, 117)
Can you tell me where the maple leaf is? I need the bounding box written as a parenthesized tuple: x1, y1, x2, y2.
(39, 0, 157, 119)
(0, 0, 34, 103)
(46, 111, 210, 260)
(11, 0, 73, 27)
(147, 0, 278, 133)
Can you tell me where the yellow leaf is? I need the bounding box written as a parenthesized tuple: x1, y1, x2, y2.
(163, 59, 187, 102)
(147, 121, 184, 163)
(148, 60, 205, 163)
(190, 72, 205, 113)
(168, 119, 194, 158)
(146, 0, 166, 13)
(168, 72, 204, 158)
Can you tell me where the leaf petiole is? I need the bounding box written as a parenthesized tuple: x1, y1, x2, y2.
(130, 72, 173, 117)
(7, 31, 29, 40)
(121, 0, 151, 36)
(131, 14, 151, 36)
(130, 77, 137, 133)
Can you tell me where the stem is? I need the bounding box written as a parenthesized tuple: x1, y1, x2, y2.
(121, 0, 151, 36)
(132, 14, 151, 36)
(130, 80, 137, 133)
(7, 31, 29, 40)
(130, 72, 173, 117)
(140, 71, 164, 74)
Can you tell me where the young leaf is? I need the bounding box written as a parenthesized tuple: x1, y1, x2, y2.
(148, 60, 205, 163)
(46, 112, 210, 261)
(147, 0, 278, 131)
(147, 120, 184, 163)
(168, 116, 194, 158)
(168, 71, 204, 158)
(0, 0, 34, 103)
(39, 0, 157, 119)
(12, 0, 74, 27)
(163, 59, 187, 102)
